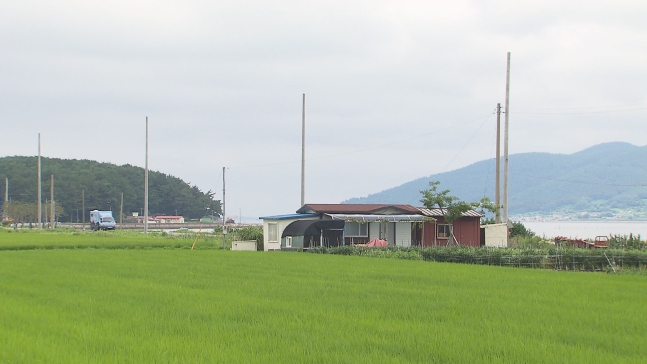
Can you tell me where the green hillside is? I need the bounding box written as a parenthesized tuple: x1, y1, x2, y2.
(344, 142, 647, 218)
(0, 157, 221, 221)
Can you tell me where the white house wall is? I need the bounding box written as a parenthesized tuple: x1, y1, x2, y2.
(263, 217, 318, 251)
(483, 223, 508, 247)
(395, 222, 412, 247)
(369, 222, 380, 240)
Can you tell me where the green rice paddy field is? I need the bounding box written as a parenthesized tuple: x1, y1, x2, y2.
(0, 230, 646, 363)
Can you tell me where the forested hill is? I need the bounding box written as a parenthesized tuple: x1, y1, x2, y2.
(343, 142, 647, 217)
(0, 157, 221, 221)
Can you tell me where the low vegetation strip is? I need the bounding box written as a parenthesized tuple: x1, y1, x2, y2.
(0, 229, 222, 250)
(309, 246, 647, 272)
(0, 250, 645, 363)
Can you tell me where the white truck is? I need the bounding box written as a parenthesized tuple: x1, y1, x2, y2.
(90, 210, 116, 230)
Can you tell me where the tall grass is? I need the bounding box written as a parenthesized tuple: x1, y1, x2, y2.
(0, 228, 222, 250)
(0, 250, 645, 363)
(311, 245, 647, 272)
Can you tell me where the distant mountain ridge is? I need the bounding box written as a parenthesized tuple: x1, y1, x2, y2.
(343, 142, 647, 218)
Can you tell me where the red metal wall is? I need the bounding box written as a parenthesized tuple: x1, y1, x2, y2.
(421, 217, 481, 247)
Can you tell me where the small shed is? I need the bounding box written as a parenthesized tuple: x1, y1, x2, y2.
(482, 223, 509, 247)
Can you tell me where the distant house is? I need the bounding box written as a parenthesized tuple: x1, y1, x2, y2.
(260, 204, 484, 251)
(261, 204, 479, 250)
(259, 213, 320, 251)
(154, 216, 185, 224)
(417, 208, 483, 247)
(297, 204, 431, 247)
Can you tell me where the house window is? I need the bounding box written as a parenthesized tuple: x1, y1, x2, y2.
(437, 224, 450, 239)
(345, 222, 368, 237)
(268, 223, 278, 242)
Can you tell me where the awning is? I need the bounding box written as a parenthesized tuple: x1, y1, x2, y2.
(281, 220, 345, 238)
(325, 214, 435, 223)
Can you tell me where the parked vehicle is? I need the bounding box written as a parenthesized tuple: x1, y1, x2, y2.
(90, 210, 116, 230)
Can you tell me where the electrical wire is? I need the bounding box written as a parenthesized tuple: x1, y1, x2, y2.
(232, 113, 493, 170)
(439, 114, 493, 174)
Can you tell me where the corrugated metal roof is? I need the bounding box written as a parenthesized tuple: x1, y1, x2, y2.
(416, 207, 484, 217)
(258, 213, 318, 220)
(326, 214, 435, 222)
(297, 204, 420, 214)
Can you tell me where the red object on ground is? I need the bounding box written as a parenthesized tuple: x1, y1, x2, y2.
(357, 238, 388, 247)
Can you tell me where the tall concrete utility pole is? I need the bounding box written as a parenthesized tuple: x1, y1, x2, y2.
(222, 167, 226, 249)
(82, 189, 85, 230)
(144, 117, 149, 235)
(495, 103, 501, 223)
(38, 133, 42, 229)
(3, 178, 8, 221)
(301, 93, 306, 207)
(50, 175, 54, 229)
(120, 192, 124, 227)
(503, 52, 511, 223)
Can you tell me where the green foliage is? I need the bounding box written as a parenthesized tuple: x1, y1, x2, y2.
(0, 156, 221, 220)
(420, 181, 475, 224)
(309, 245, 647, 272)
(608, 234, 646, 250)
(480, 217, 495, 225)
(510, 221, 535, 237)
(234, 226, 264, 251)
(1, 250, 646, 362)
(0, 228, 220, 250)
(310, 246, 422, 260)
(420, 181, 499, 223)
(510, 235, 552, 249)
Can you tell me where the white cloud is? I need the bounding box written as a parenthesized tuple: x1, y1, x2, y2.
(1, 0, 646, 218)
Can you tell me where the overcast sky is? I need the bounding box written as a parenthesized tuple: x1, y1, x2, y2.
(1, 0, 646, 220)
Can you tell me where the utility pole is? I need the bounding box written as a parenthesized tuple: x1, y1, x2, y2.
(50, 175, 54, 229)
(503, 52, 511, 224)
(144, 117, 149, 235)
(495, 103, 501, 223)
(301, 93, 306, 207)
(3, 178, 7, 221)
(38, 133, 42, 229)
(120, 192, 123, 227)
(82, 189, 85, 230)
(222, 167, 226, 249)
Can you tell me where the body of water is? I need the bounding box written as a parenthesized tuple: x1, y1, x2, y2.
(522, 221, 647, 239)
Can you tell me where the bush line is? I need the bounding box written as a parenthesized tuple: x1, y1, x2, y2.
(308, 246, 647, 272)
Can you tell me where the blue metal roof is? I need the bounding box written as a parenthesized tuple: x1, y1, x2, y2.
(258, 213, 318, 220)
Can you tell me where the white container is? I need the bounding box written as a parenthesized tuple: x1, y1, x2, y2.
(231, 241, 257, 251)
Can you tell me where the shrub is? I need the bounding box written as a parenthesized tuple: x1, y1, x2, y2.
(234, 226, 264, 251)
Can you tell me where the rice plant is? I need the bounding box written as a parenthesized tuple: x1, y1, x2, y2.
(0, 249, 645, 363)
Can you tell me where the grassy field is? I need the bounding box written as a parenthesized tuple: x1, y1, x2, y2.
(0, 236, 645, 363)
(0, 228, 221, 250)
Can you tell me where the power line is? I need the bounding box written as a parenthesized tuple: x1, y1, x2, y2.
(440, 114, 493, 174)
(232, 113, 493, 170)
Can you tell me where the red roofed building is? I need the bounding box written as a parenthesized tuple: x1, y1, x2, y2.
(153, 216, 185, 224)
(260, 204, 483, 250)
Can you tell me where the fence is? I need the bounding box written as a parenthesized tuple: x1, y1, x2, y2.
(310, 246, 647, 272)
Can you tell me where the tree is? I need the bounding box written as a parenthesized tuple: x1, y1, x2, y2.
(420, 181, 499, 246)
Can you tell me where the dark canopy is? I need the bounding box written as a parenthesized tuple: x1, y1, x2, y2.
(281, 220, 345, 238)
